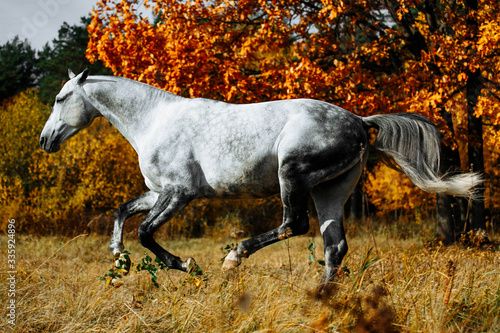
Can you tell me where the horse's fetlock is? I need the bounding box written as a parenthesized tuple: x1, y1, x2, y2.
(109, 242, 124, 254)
(337, 239, 348, 256)
(278, 226, 293, 240)
(325, 240, 348, 266)
(235, 243, 250, 258)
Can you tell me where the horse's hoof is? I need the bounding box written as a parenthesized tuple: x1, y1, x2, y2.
(315, 281, 337, 296)
(114, 252, 131, 276)
(184, 257, 202, 275)
(111, 278, 124, 287)
(222, 250, 241, 271)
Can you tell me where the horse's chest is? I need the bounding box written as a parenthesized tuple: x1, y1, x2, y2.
(138, 146, 200, 193)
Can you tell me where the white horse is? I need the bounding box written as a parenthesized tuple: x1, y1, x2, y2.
(40, 69, 480, 283)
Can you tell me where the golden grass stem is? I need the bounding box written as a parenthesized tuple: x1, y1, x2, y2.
(22, 233, 88, 283)
(124, 302, 148, 327)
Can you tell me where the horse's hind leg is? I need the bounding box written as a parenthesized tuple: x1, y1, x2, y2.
(311, 160, 365, 284)
(223, 175, 310, 269)
(137, 187, 197, 272)
(110, 191, 158, 255)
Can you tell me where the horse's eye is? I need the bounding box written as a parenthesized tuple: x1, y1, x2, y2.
(56, 91, 73, 103)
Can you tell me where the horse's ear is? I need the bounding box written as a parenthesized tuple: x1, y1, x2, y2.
(68, 68, 76, 79)
(76, 68, 89, 85)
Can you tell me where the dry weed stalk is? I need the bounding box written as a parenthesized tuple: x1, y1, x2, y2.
(443, 259, 456, 306)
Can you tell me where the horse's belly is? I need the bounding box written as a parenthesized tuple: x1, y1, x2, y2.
(201, 157, 280, 199)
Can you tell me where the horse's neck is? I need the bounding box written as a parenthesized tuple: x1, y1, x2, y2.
(83, 77, 176, 151)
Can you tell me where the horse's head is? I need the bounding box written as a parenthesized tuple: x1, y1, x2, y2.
(39, 68, 99, 153)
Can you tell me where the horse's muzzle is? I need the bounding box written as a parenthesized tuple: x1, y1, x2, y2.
(39, 135, 61, 153)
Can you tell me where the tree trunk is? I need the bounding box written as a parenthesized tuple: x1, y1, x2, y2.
(436, 193, 454, 243)
(434, 108, 460, 242)
(436, 126, 464, 243)
(466, 69, 486, 232)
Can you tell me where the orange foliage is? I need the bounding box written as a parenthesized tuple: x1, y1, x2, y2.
(86, 0, 388, 113)
(86, 0, 500, 219)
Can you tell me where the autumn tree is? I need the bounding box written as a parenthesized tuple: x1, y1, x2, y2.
(0, 90, 145, 234)
(87, 0, 500, 240)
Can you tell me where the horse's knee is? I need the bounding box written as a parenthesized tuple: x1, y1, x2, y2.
(113, 205, 125, 221)
(113, 206, 121, 221)
(109, 242, 123, 254)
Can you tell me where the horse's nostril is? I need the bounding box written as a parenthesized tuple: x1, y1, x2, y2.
(40, 137, 46, 148)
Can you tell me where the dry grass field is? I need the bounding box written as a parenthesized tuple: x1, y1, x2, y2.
(1, 227, 499, 332)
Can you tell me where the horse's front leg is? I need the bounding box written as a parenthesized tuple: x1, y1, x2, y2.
(137, 187, 198, 273)
(110, 191, 158, 269)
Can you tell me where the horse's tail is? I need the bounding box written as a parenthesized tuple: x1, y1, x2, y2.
(362, 113, 482, 199)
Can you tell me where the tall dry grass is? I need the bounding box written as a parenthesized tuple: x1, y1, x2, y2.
(1, 229, 498, 332)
